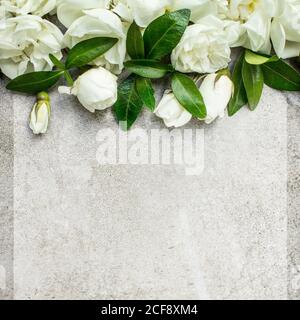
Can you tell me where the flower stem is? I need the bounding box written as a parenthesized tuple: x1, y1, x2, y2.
(64, 70, 74, 86)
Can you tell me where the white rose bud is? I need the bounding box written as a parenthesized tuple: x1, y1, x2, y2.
(58, 67, 118, 113)
(29, 92, 51, 135)
(155, 92, 192, 128)
(200, 73, 234, 124)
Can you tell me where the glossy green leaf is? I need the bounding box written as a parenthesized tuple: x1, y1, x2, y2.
(143, 9, 190, 60)
(262, 59, 300, 91)
(126, 21, 144, 59)
(124, 59, 173, 78)
(135, 77, 156, 111)
(114, 77, 143, 131)
(228, 52, 248, 117)
(171, 72, 206, 119)
(242, 60, 264, 110)
(49, 54, 65, 70)
(245, 50, 279, 65)
(6, 71, 64, 94)
(65, 37, 118, 69)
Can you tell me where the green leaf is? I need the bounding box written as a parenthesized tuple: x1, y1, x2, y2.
(171, 72, 206, 119)
(65, 37, 118, 69)
(143, 9, 191, 60)
(242, 60, 264, 110)
(245, 50, 279, 65)
(114, 77, 143, 131)
(49, 54, 65, 70)
(126, 21, 144, 59)
(6, 71, 64, 94)
(124, 59, 173, 78)
(262, 59, 300, 91)
(228, 52, 248, 117)
(135, 77, 156, 111)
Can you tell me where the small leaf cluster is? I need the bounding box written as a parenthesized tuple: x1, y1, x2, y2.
(228, 50, 300, 116)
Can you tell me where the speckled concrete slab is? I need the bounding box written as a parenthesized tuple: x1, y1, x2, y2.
(1, 79, 288, 300)
(0, 79, 14, 299)
(0, 78, 14, 300)
(287, 93, 300, 300)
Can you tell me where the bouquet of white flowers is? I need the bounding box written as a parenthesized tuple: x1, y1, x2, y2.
(1, 0, 300, 134)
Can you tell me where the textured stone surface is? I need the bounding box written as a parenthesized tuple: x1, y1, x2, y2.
(9, 83, 288, 300)
(0, 78, 14, 299)
(287, 92, 300, 300)
(0, 72, 299, 299)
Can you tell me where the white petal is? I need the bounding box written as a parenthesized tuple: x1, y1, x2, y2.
(271, 19, 286, 58)
(58, 86, 72, 95)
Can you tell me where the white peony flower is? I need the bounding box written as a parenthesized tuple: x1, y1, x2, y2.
(63, 8, 127, 74)
(199, 73, 234, 124)
(0, 0, 56, 17)
(29, 92, 51, 135)
(271, 0, 300, 58)
(171, 15, 231, 74)
(58, 67, 118, 113)
(155, 92, 192, 128)
(0, 15, 63, 79)
(56, 0, 110, 28)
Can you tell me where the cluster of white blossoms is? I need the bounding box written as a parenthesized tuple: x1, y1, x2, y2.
(1, 0, 300, 133)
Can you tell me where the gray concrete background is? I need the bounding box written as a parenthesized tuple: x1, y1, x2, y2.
(0, 74, 299, 299)
(287, 92, 300, 300)
(0, 77, 13, 300)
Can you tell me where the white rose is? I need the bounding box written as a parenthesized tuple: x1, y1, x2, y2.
(29, 92, 51, 135)
(242, 10, 272, 54)
(56, 0, 109, 28)
(171, 0, 227, 23)
(112, 0, 169, 27)
(171, 15, 231, 74)
(112, 0, 227, 26)
(155, 92, 192, 128)
(231, 0, 300, 56)
(271, 0, 300, 58)
(64, 9, 127, 74)
(225, 0, 277, 21)
(0, 0, 56, 17)
(58, 67, 118, 113)
(222, 0, 279, 54)
(199, 73, 233, 124)
(0, 15, 63, 79)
